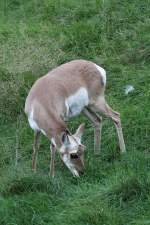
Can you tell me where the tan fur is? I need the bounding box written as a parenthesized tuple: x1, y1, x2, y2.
(25, 59, 126, 176)
(25, 60, 105, 140)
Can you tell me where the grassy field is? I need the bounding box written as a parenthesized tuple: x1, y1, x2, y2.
(0, 0, 150, 224)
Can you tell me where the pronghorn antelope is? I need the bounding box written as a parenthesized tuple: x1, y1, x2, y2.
(25, 60, 126, 177)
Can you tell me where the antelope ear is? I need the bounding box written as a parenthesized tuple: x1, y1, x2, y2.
(74, 123, 85, 139)
(61, 132, 70, 146)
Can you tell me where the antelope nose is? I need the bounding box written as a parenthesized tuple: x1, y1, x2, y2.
(79, 170, 84, 175)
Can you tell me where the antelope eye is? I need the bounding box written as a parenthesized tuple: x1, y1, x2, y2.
(70, 153, 79, 159)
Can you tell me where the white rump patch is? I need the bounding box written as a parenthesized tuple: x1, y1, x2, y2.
(95, 64, 106, 85)
(65, 87, 89, 118)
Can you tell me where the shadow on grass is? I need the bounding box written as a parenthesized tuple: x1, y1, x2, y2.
(3, 174, 64, 196)
(108, 177, 150, 203)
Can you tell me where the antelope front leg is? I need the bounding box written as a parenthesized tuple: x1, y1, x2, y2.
(83, 108, 102, 154)
(32, 131, 41, 172)
(49, 143, 56, 177)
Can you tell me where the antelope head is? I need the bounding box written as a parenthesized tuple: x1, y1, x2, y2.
(59, 123, 85, 177)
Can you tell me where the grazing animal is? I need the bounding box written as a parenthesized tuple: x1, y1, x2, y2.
(25, 60, 126, 177)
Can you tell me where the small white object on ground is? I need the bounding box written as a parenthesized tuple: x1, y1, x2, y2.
(124, 85, 135, 95)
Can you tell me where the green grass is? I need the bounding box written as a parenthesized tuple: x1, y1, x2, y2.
(0, 0, 150, 224)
